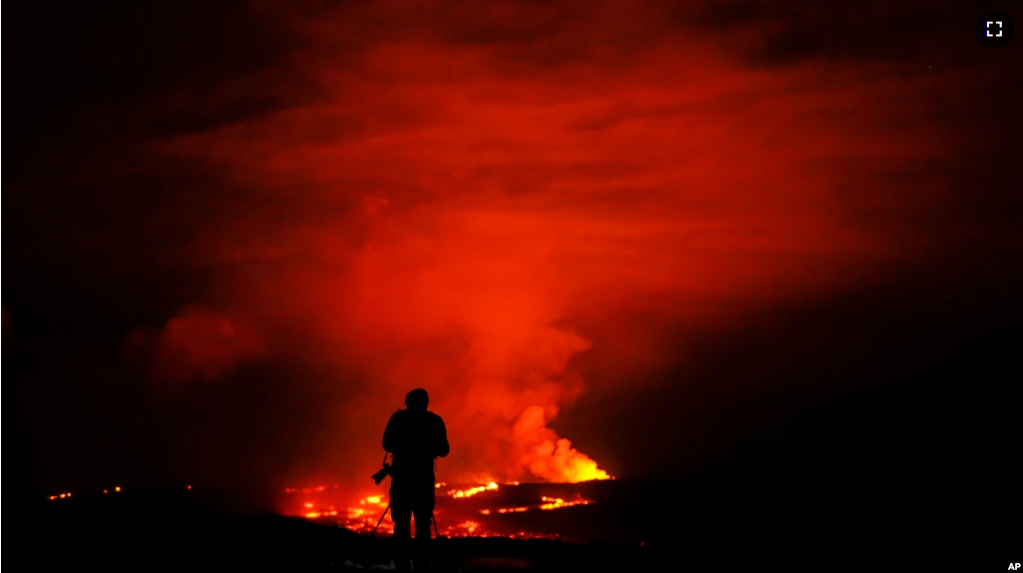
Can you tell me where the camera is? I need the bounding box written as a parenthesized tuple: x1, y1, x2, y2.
(371, 463, 392, 485)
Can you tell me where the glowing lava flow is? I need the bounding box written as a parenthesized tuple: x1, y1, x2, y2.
(539, 496, 590, 510)
(285, 482, 597, 539)
(48, 485, 130, 500)
(447, 482, 499, 498)
(479, 496, 591, 515)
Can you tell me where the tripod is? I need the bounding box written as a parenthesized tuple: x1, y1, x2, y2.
(371, 502, 391, 536)
(371, 454, 443, 538)
(371, 503, 442, 538)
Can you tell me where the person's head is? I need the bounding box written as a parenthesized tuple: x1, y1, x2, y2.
(405, 388, 429, 411)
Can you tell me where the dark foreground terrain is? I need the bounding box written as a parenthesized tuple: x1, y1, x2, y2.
(7, 483, 1015, 572)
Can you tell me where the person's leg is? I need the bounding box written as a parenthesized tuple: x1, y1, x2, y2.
(391, 506, 413, 570)
(392, 506, 412, 539)
(413, 507, 432, 541)
(411, 506, 433, 569)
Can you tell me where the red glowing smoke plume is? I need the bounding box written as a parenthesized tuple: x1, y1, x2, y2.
(126, 1, 966, 484)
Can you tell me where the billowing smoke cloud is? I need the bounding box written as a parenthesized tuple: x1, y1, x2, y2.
(127, 305, 267, 392)
(104, 1, 977, 485)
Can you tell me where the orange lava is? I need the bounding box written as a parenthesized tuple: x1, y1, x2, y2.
(539, 496, 591, 510)
(447, 482, 499, 498)
(46, 484, 193, 501)
(284, 482, 594, 539)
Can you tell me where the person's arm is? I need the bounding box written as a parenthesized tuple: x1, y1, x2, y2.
(382, 411, 401, 453)
(435, 416, 450, 458)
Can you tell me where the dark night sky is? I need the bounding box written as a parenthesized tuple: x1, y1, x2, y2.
(4, 0, 1021, 526)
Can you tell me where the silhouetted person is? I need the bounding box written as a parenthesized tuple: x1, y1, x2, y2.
(382, 388, 449, 571)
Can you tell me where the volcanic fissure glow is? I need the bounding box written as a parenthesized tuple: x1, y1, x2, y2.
(448, 482, 499, 498)
(283, 481, 600, 539)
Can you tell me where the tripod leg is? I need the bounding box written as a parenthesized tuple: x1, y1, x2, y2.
(371, 503, 391, 536)
(431, 511, 440, 538)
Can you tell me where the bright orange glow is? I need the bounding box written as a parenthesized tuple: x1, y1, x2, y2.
(515, 408, 612, 482)
(451, 521, 481, 535)
(497, 507, 528, 514)
(447, 482, 499, 499)
(114, 486, 121, 492)
(284, 481, 591, 539)
(539, 496, 591, 510)
(186, 485, 192, 490)
(103, 490, 108, 494)
(356, 494, 388, 508)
